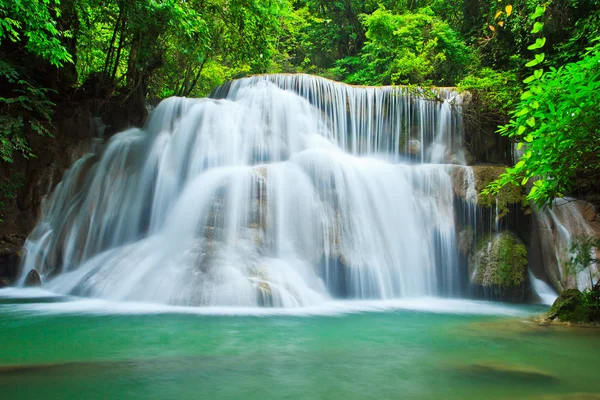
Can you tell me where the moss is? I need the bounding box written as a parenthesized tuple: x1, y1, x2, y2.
(469, 233, 527, 288)
(471, 166, 526, 217)
(544, 289, 590, 324)
(451, 166, 526, 218)
(543, 286, 600, 324)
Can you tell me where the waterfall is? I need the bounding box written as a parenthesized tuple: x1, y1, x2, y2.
(20, 74, 468, 307)
(528, 270, 558, 305)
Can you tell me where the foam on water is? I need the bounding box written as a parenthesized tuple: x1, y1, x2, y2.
(0, 288, 533, 317)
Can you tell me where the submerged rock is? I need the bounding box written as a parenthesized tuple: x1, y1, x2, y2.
(469, 232, 527, 301)
(24, 269, 42, 287)
(459, 362, 558, 384)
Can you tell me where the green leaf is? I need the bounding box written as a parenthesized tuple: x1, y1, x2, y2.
(524, 134, 534, 142)
(525, 59, 540, 67)
(523, 75, 536, 83)
(529, 186, 538, 196)
(517, 125, 527, 135)
(534, 69, 544, 79)
(521, 91, 533, 100)
(531, 22, 544, 34)
(526, 114, 536, 126)
(515, 160, 525, 169)
(528, 37, 547, 50)
(531, 6, 546, 20)
(535, 53, 545, 63)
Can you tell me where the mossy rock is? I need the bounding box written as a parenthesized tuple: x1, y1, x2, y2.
(451, 166, 526, 218)
(469, 233, 527, 301)
(544, 289, 590, 324)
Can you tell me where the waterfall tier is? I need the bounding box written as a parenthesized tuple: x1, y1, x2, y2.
(21, 74, 469, 307)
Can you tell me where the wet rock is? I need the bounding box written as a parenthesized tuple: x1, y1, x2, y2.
(0, 237, 24, 287)
(250, 268, 273, 307)
(458, 228, 474, 256)
(450, 165, 526, 218)
(256, 281, 273, 307)
(544, 289, 590, 324)
(24, 269, 42, 287)
(407, 139, 421, 156)
(532, 199, 600, 292)
(469, 232, 527, 302)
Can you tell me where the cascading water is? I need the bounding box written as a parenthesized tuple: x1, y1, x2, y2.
(20, 74, 468, 307)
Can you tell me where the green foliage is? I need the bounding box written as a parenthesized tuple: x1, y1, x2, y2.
(551, 2, 600, 65)
(486, 38, 600, 208)
(458, 67, 521, 123)
(0, 0, 68, 165)
(0, 61, 54, 163)
(334, 8, 476, 86)
(0, 0, 73, 66)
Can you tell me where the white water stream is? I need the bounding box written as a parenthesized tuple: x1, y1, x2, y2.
(19, 74, 560, 307)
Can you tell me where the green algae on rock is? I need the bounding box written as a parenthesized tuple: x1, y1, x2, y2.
(469, 232, 528, 301)
(543, 288, 600, 325)
(451, 166, 526, 218)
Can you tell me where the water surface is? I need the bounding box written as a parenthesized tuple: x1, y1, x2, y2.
(1, 289, 598, 400)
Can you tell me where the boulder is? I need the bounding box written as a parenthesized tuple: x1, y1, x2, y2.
(469, 232, 528, 301)
(24, 269, 42, 287)
(543, 288, 595, 324)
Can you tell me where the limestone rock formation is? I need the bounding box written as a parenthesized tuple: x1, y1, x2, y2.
(532, 199, 600, 292)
